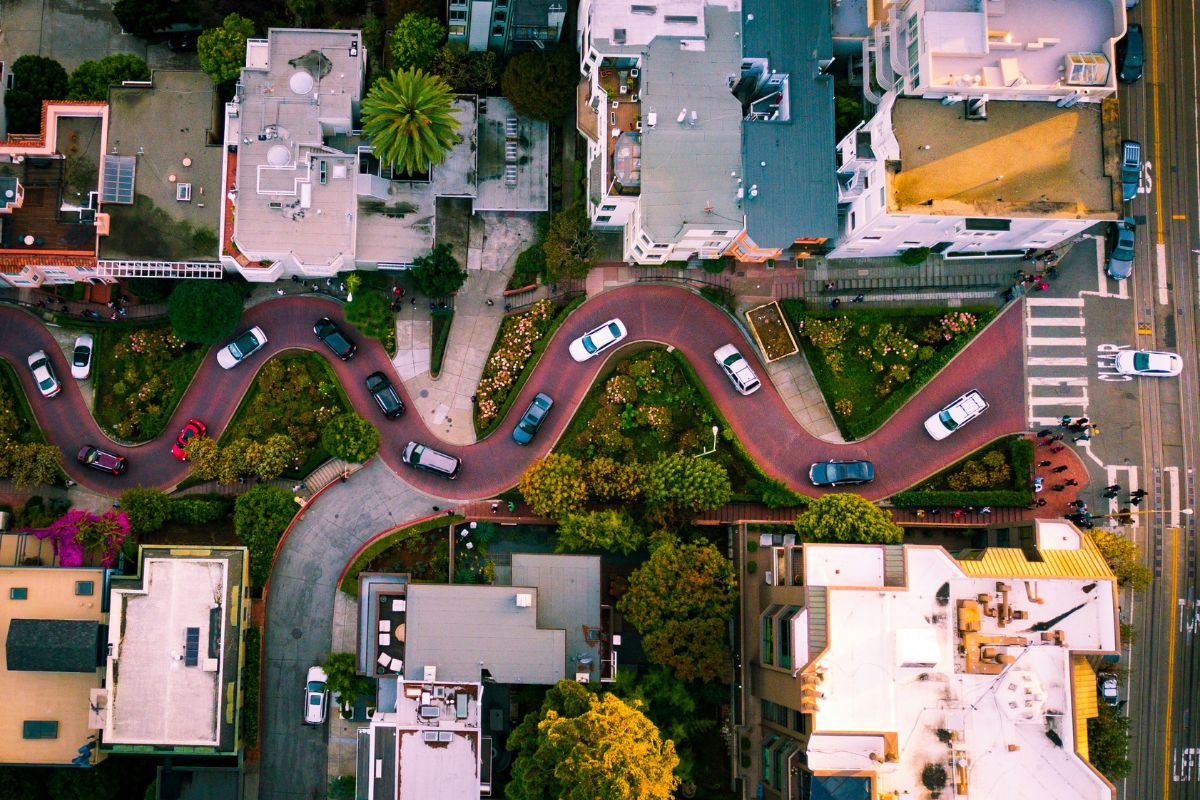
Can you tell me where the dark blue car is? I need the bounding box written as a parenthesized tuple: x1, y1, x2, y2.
(512, 393, 553, 445)
(808, 460, 875, 487)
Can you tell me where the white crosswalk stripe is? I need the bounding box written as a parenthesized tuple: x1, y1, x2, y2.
(1025, 298, 1091, 427)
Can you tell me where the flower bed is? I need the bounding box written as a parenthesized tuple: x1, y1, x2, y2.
(95, 324, 206, 442)
(745, 301, 798, 361)
(890, 436, 1034, 508)
(782, 303, 995, 440)
(473, 296, 585, 436)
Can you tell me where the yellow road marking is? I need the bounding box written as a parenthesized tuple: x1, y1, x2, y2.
(1164, 526, 1179, 798)
(1150, 0, 1165, 246)
(1171, 215, 1187, 220)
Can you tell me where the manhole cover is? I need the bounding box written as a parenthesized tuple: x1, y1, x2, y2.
(420, 389, 429, 398)
(291, 628, 304, 640)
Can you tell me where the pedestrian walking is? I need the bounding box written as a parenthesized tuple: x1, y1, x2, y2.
(1038, 460, 1052, 468)
(1069, 500, 1086, 509)
(1033, 498, 1047, 507)
(953, 508, 964, 519)
(1065, 478, 1079, 487)
(1074, 417, 1090, 428)
(830, 298, 841, 309)
(1059, 415, 1072, 428)
(915, 508, 926, 519)
(1103, 489, 1119, 499)
(1106, 484, 1121, 493)
(1074, 432, 1091, 443)
(432, 506, 441, 512)
(1090, 425, 1100, 436)
(1130, 489, 1148, 499)
(852, 294, 866, 303)
(1052, 484, 1066, 492)
(1050, 445, 1066, 454)
(1051, 464, 1069, 473)
(1052, 432, 1065, 442)
(491, 502, 499, 514)
(1130, 496, 1142, 507)
(64, 479, 76, 488)
(979, 506, 993, 515)
(928, 507, 941, 516)
(824, 280, 836, 291)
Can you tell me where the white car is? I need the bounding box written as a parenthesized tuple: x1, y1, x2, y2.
(303, 666, 329, 725)
(713, 344, 761, 395)
(27, 350, 61, 398)
(217, 326, 268, 370)
(71, 334, 94, 380)
(568, 318, 627, 362)
(1114, 350, 1182, 377)
(924, 389, 989, 440)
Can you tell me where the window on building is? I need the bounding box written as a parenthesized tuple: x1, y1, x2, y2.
(22, 721, 58, 740)
(711, 229, 730, 236)
(762, 735, 779, 782)
(633, 244, 644, 257)
(964, 218, 1011, 232)
(849, 211, 857, 230)
(9, 587, 27, 600)
(596, 215, 611, 223)
(493, 10, 506, 22)
(601, 204, 616, 211)
(760, 606, 780, 665)
(492, 25, 504, 35)
(704, 240, 725, 248)
(862, 235, 882, 241)
(790, 709, 804, 732)
(75, 581, 94, 596)
(777, 606, 800, 669)
(450, 9, 466, 19)
(449, 24, 465, 35)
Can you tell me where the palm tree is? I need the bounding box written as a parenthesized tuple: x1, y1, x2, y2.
(361, 68, 462, 176)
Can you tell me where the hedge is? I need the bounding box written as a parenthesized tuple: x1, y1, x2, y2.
(891, 437, 1034, 508)
(241, 625, 261, 748)
(170, 496, 233, 525)
(339, 514, 465, 595)
(475, 295, 586, 439)
(429, 309, 454, 378)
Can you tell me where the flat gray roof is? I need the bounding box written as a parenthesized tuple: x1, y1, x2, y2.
(474, 97, 549, 212)
(404, 584, 564, 685)
(639, 5, 744, 242)
(510, 554, 601, 680)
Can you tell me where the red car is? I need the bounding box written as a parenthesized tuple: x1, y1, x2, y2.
(171, 418, 207, 460)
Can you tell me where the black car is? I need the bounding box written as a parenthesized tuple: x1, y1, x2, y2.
(808, 460, 875, 487)
(77, 445, 128, 475)
(1117, 24, 1143, 83)
(314, 317, 357, 360)
(512, 392, 553, 445)
(365, 371, 405, 418)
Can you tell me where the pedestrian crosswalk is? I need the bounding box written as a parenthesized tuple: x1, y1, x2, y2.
(1025, 297, 1090, 428)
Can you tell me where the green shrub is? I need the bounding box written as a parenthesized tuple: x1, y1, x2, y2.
(119, 487, 170, 535)
(746, 560, 758, 574)
(899, 247, 931, 265)
(169, 496, 232, 525)
(242, 626, 261, 747)
(751, 477, 809, 509)
(512, 244, 546, 287)
(94, 325, 205, 442)
(340, 514, 465, 594)
(167, 280, 244, 344)
(234, 486, 298, 587)
(320, 412, 381, 463)
(429, 309, 453, 378)
(699, 285, 736, 313)
(345, 290, 397, 355)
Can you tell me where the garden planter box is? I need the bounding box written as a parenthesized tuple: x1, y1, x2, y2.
(745, 302, 799, 362)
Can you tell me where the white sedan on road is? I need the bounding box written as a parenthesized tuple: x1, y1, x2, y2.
(568, 318, 627, 362)
(924, 389, 989, 440)
(1114, 349, 1182, 377)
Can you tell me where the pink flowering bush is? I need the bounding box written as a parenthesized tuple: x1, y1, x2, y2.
(474, 300, 556, 425)
(29, 509, 130, 567)
(98, 325, 203, 441)
(939, 311, 979, 340)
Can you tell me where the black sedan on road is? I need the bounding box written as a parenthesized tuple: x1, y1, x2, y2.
(365, 371, 405, 418)
(314, 317, 357, 360)
(809, 460, 875, 487)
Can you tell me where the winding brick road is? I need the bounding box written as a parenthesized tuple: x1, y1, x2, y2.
(0, 285, 1026, 500)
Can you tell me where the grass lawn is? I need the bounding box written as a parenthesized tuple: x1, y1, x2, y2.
(780, 303, 994, 440)
(220, 353, 353, 478)
(93, 323, 207, 442)
(344, 289, 398, 357)
(0, 360, 46, 444)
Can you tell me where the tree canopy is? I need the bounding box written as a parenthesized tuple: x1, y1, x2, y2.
(617, 538, 736, 681)
(167, 280, 244, 344)
(641, 452, 732, 526)
(320, 412, 381, 463)
(112, 0, 194, 41)
(519, 454, 588, 519)
(506, 680, 679, 800)
(362, 68, 461, 176)
(555, 509, 644, 555)
(1089, 529, 1152, 590)
(1086, 702, 1131, 780)
(500, 44, 580, 121)
(4, 55, 69, 134)
(120, 487, 171, 535)
(67, 54, 150, 101)
(234, 485, 297, 586)
(198, 14, 256, 86)
(793, 493, 903, 544)
(389, 13, 446, 71)
(542, 207, 596, 281)
(430, 43, 500, 95)
(410, 243, 468, 297)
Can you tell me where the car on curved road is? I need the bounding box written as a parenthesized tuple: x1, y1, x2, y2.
(1114, 349, 1182, 377)
(568, 318, 627, 362)
(365, 372, 405, 418)
(171, 418, 207, 460)
(303, 665, 329, 725)
(513, 392, 553, 445)
(713, 344, 761, 395)
(77, 445, 127, 475)
(924, 390, 989, 440)
(809, 460, 874, 487)
(71, 334, 94, 380)
(314, 317, 357, 360)
(27, 350, 61, 398)
(217, 326, 268, 369)
(401, 441, 461, 479)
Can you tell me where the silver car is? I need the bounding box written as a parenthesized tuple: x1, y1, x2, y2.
(217, 326, 268, 369)
(713, 344, 761, 395)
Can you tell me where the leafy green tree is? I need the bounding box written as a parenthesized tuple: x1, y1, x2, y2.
(362, 68, 462, 176)
(184, 435, 220, 480)
(4, 55, 69, 133)
(833, 80, 865, 141)
(542, 207, 596, 281)
(794, 493, 903, 544)
(234, 485, 297, 586)
(287, 0, 318, 26)
(120, 487, 171, 535)
(198, 14, 256, 86)
(361, 13, 385, 59)
(410, 243, 468, 297)
(555, 510, 643, 555)
(617, 538, 736, 681)
(641, 453, 731, 525)
(1089, 529, 1152, 590)
(169, 497, 231, 525)
(167, 280, 244, 344)
(585, 456, 643, 502)
(320, 413, 380, 463)
(612, 667, 715, 783)
(67, 54, 150, 101)
(754, 477, 809, 508)
(112, 0, 193, 40)
(255, 433, 295, 479)
(430, 43, 499, 94)
(1087, 703, 1131, 780)
(217, 439, 254, 485)
(507, 680, 679, 800)
(518, 454, 588, 519)
(2, 442, 63, 489)
(323, 652, 373, 705)
(390, 13, 446, 71)
(500, 44, 580, 121)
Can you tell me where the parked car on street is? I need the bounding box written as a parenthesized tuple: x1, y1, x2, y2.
(217, 327, 268, 369)
(809, 460, 875, 487)
(713, 344, 762, 395)
(512, 392, 553, 444)
(1120, 140, 1142, 202)
(71, 334, 94, 380)
(27, 350, 61, 398)
(1106, 218, 1136, 280)
(77, 445, 127, 475)
(1116, 23, 1143, 83)
(303, 666, 329, 725)
(1114, 349, 1183, 377)
(568, 319, 627, 362)
(314, 317, 357, 360)
(401, 441, 461, 479)
(171, 418, 207, 460)
(365, 371, 405, 418)
(1098, 673, 1119, 706)
(924, 390, 989, 440)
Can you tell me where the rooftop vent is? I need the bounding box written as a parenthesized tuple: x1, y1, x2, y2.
(613, 28, 626, 43)
(289, 71, 315, 95)
(664, 14, 697, 23)
(515, 593, 533, 607)
(630, 4, 656, 13)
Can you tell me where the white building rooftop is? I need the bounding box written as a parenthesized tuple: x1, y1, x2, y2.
(587, 0, 710, 49)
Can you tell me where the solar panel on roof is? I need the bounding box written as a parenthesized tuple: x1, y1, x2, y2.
(101, 155, 136, 204)
(184, 627, 200, 666)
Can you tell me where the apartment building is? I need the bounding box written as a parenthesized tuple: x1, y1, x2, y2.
(742, 520, 1120, 799)
(829, 91, 1117, 258)
(447, 0, 566, 54)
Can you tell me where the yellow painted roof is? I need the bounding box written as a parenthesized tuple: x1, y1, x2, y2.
(957, 535, 1114, 581)
(1072, 657, 1099, 761)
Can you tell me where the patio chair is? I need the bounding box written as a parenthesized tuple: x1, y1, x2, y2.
(379, 632, 391, 646)
(392, 658, 403, 674)
(379, 619, 391, 633)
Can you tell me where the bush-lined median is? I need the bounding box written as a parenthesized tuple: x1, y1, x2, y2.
(339, 514, 465, 595)
(890, 436, 1034, 508)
